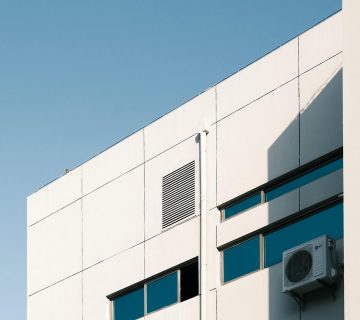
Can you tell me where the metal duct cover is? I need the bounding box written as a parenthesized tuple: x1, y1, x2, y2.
(162, 161, 195, 228)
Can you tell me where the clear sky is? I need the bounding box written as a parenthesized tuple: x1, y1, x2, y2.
(0, 1, 341, 319)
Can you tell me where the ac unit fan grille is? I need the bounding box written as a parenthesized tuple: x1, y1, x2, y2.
(286, 250, 313, 283)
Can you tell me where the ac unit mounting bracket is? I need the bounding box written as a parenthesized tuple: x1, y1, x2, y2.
(316, 279, 337, 301)
(289, 278, 338, 312)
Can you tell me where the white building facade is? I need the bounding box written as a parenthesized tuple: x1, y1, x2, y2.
(28, 11, 358, 320)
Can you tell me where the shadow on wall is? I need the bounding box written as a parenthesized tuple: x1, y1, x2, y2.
(267, 68, 343, 320)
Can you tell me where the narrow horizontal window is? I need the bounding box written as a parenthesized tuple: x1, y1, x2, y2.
(113, 286, 144, 320)
(147, 272, 178, 314)
(264, 202, 343, 268)
(224, 192, 262, 219)
(180, 261, 198, 302)
(223, 236, 260, 283)
(111, 259, 199, 319)
(266, 158, 343, 201)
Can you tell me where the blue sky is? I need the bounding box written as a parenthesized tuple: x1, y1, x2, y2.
(0, 1, 341, 318)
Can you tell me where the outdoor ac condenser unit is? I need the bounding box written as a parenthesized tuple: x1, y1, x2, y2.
(282, 235, 337, 296)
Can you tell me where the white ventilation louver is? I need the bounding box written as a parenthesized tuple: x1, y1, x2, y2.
(162, 161, 195, 229)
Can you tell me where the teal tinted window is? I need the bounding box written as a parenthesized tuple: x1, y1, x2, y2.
(223, 236, 260, 283)
(224, 192, 262, 219)
(266, 158, 342, 201)
(114, 286, 144, 320)
(264, 203, 343, 267)
(147, 272, 178, 313)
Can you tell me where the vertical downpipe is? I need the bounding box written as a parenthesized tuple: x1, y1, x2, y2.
(199, 130, 208, 320)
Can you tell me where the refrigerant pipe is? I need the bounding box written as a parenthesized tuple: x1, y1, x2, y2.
(199, 129, 208, 320)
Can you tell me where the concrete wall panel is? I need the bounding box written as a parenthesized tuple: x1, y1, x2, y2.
(27, 201, 82, 295)
(300, 169, 343, 210)
(144, 88, 215, 161)
(299, 12, 342, 74)
(299, 55, 343, 165)
(217, 269, 269, 320)
(208, 289, 217, 320)
(83, 244, 144, 320)
(28, 274, 82, 320)
(268, 264, 307, 320)
(218, 267, 300, 320)
(208, 208, 220, 291)
(83, 166, 144, 268)
(216, 38, 298, 120)
(145, 217, 199, 278)
(145, 296, 199, 320)
(267, 189, 299, 223)
(207, 124, 217, 210)
(217, 79, 299, 205)
(82, 130, 144, 195)
(27, 167, 82, 226)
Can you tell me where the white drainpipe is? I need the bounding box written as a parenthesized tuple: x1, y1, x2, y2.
(199, 129, 208, 320)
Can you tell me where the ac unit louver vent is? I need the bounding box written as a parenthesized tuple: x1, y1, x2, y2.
(162, 161, 195, 229)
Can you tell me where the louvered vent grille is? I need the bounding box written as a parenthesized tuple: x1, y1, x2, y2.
(162, 161, 195, 228)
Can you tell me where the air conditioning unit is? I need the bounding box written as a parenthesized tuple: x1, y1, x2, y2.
(283, 235, 337, 296)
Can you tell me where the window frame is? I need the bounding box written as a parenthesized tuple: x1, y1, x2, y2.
(145, 270, 180, 315)
(108, 258, 198, 319)
(222, 190, 265, 221)
(220, 147, 343, 222)
(220, 194, 343, 285)
(221, 235, 262, 285)
(265, 157, 343, 202)
(112, 285, 145, 320)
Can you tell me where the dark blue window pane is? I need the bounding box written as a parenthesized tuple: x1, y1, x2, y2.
(223, 236, 260, 283)
(114, 286, 144, 320)
(266, 158, 343, 201)
(147, 272, 178, 313)
(265, 203, 343, 268)
(224, 192, 262, 219)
